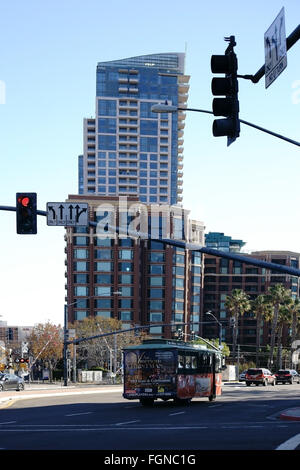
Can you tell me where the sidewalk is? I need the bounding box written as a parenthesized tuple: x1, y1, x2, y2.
(0, 382, 123, 407)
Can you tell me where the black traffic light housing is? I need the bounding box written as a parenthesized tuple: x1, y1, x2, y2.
(211, 36, 240, 146)
(16, 193, 37, 234)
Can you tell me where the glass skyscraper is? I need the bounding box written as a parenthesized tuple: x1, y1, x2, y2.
(78, 53, 189, 205)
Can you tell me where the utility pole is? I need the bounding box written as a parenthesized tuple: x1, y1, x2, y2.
(237, 344, 240, 380)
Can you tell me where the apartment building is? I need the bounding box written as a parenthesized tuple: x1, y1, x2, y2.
(202, 234, 300, 349)
(78, 53, 189, 205)
(65, 195, 204, 338)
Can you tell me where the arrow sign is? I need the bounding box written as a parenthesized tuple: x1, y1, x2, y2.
(47, 202, 89, 226)
(264, 7, 287, 88)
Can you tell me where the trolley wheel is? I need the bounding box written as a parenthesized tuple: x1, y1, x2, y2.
(139, 398, 154, 407)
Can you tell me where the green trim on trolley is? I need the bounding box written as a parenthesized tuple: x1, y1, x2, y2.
(123, 338, 217, 354)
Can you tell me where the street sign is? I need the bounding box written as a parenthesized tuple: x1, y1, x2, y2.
(68, 329, 76, 339)
(46, 202, 89, 227)
(264, 7, 287, 88)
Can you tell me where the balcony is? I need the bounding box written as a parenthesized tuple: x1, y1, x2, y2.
(129, 78, 139, 84)
(178, 94, 188, 104)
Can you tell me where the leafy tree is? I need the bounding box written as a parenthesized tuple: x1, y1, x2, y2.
(72, 316, 148, 371)
(192, 338, 230, 357)
(27, 322, 63, 381)
(225, 289, 251, 360)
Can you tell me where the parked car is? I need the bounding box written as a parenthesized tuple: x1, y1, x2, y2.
(239, 370, 248, 382)
(245, 368, 276, 386)
(275, 369, 300, 385)
(0, 373, 25, 391)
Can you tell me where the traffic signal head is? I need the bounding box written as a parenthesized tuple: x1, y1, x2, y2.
(211, 37, 240, 146)
(16, 193, 37, 234)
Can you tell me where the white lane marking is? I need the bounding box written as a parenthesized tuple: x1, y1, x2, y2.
(276, 433, 300, 450)
(0, 421, 16, 424)
(169, 411, 185, 416)
(115, 420, 140, 426)
(65, 412, 93, 417)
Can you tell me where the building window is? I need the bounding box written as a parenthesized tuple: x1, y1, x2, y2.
(75, 311, 88, 320)
(149, 277, 165, 287)
(74, 286, 89, 296)
(74, 249, 89, 259)
(74, 237, 89, 246)
(94, 274, 113, 284)
(118, 262, 133, 272)
(149, 252, 165, 263)
(120, 311, 133, 321)
(94, 299, 112, 309)
(120, 286, 133, 296)
(95, 238, 114, 247)
(148, 300, 164, 310)
(119, 299, 133, 309)
(149, 264, 165, 275)
(118, 250, 133, 260)
(94, 286, 111, 296)
(94, 249, 113, 260)
(148, 289, 164, 299)
(74, 261, 89, 271)
(173, 301, 184, 311)
(149, 312, 163, 322)
(94, 262, 113, 272)
(74, 274, 89, 283)
(118, 274, 133, 284)
(74, 299, 89, 308)
(173, 278, 184, 288)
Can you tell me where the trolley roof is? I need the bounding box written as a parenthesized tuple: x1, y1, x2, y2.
(123, 339, 219, 354)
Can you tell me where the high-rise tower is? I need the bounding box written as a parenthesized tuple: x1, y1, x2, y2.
(78, 53, 189, 205)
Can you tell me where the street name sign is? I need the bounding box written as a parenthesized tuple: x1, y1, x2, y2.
(47, 202, 89, 226)
(264, 7, 287, 88)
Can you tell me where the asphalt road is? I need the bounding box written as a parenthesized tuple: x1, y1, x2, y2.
(0, 383, 300, 452)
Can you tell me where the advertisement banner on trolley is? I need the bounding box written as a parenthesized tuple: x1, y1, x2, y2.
(123, 349, 177, 397)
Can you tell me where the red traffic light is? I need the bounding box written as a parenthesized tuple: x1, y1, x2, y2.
(18, 196, 30, 207)
(16, 192, 37, 235)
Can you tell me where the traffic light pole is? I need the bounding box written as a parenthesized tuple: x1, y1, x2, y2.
(175, 107, 300, 147)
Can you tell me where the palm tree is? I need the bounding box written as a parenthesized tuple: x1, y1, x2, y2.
(280, 297, 300, 367)
(225, 289, 251, 360)
(276, 304, 292, 369)
(265, 284, 291, 369)
(251, 295, 272, 366)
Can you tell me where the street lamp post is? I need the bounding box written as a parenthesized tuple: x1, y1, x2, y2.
(63, 298, 92, 387)
(205, 311, 222, 348)
(151, 104, 300, 148)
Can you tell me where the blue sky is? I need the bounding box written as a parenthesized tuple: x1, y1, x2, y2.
(0, 0, 299, 326)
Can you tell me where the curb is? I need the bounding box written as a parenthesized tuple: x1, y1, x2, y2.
(279, 408, 300, 421)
